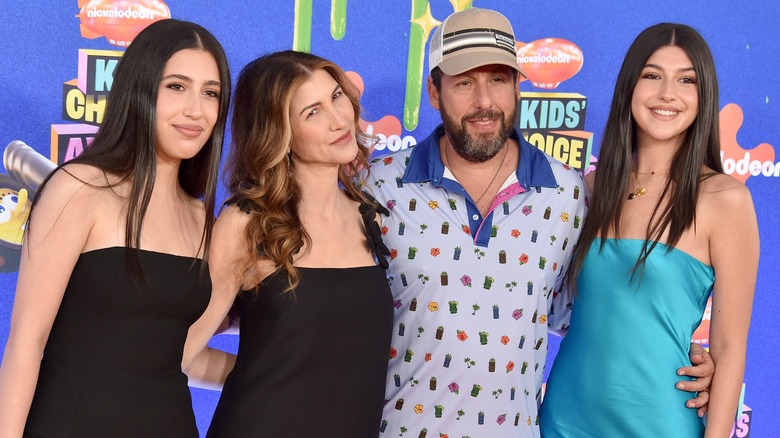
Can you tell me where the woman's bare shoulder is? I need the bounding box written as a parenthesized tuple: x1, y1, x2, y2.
(211, 203, 253, 252)
(700, 172, 753, 206)
(215, 203, 252, 227)
(699, 172, 756, 229)
(37, 163, 120, 206)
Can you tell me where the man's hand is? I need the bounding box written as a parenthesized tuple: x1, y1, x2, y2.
(676, 343, 714, 417)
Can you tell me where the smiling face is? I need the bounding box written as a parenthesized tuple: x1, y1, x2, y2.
(631, 45, 699, 150)
(154, 49, 222, 165)
(429, 64, 519, 163)
(288, 69, 358, 167)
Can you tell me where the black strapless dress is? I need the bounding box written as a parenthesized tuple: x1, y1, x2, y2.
(24, 247, 210, 438)
(207, 202, 393, 437)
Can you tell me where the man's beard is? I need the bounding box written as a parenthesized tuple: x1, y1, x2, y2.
(440, 100, 516, 163)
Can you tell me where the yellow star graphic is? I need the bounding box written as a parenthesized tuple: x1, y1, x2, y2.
(449, 0, 473, 12)
(410, 3, 441, 41)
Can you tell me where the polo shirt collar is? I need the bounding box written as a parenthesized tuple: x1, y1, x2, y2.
(402, 124, 558, 190)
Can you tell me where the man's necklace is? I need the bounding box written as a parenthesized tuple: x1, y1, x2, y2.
(445, 145, 508, 205)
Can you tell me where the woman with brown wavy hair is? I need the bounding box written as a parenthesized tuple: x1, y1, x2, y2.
(182, 50, 393, 436)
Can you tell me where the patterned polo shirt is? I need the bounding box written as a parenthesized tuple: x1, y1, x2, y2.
(366, 125, 587, 438)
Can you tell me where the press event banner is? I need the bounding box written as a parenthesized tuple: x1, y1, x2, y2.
(1, 1, 777, 436)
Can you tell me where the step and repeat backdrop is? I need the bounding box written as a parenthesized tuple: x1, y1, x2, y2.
(1, 1, 777, 436)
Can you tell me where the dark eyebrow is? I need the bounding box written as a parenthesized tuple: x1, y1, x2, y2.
(161, 74, 221, 87)
(298, 84, 341, 116)
(162, 73, 192, 82)
(644, 63, 696, 73)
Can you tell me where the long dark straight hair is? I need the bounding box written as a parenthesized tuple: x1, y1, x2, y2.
(568, 23, 722, 287)
(30, 19, 231, 277)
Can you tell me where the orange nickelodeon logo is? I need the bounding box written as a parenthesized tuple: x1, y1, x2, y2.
(517, 38, 584, 90)
(77, 0, 171, 47)
(691, 296, 712, 348)
(344, 71, 413, 154)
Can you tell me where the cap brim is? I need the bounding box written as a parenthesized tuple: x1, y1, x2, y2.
(437, 51, 527, 78)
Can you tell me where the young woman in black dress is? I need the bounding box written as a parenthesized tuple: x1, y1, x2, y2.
(0, 19, 230, 437)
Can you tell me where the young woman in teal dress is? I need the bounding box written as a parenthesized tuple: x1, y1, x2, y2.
(541, 23, 759, 437)
(182, 51, 393, 436)
(0, 20, 230, 436)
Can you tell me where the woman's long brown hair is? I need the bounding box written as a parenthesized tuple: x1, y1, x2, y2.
(226, 50, 373, 293)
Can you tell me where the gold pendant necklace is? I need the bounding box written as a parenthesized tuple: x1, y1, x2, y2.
(627, 186, 648, 200)
(627, 170, 654, 200)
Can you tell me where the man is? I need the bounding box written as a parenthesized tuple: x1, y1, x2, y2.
(368, 8, 711, 437)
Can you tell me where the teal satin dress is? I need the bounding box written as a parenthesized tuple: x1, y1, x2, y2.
(540, 238, 713, 437)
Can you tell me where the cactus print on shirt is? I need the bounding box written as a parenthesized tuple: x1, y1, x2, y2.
(367, 125, 587, 438)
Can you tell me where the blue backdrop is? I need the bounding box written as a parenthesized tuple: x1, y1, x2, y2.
(1, 1, 777, 436)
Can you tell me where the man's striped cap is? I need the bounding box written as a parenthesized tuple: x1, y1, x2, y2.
(429, 8, 525, 78)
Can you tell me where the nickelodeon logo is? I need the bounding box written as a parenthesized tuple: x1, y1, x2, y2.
(513, 38, 591, 171)
(77, 0, 171, 47)
(692, 297, 712, 348)
(517, 38, 584, 90)
(344, 71, 416, 153)
(85, 5, 156, 19)
(719, 104, 776, 183)
(721, 152, 780, 179)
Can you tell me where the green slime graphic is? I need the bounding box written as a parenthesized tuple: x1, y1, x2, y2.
(403, 0, 472, 131)
(331, 0, 347, 40)
(402, 0, 429, 131)
(293, 0, 313, 52)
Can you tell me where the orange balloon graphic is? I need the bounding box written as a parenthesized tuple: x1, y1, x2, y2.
(517, 38, 584, 89)
(345, 71, 403, 153)
(78, 0, 171, 47)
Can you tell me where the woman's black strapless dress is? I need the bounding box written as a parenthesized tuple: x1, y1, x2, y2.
(24, 247, 210, 437)
(207, 201, 393, 437)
